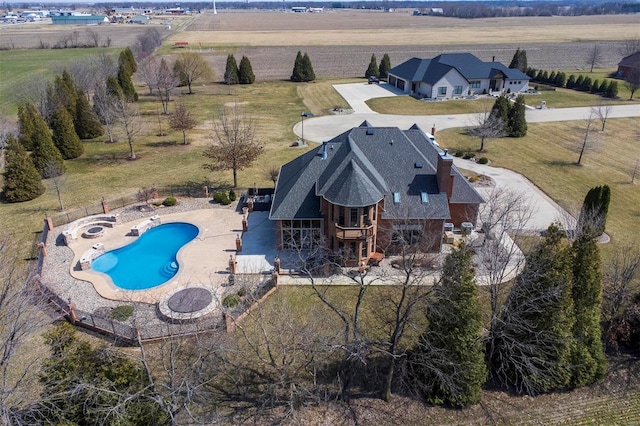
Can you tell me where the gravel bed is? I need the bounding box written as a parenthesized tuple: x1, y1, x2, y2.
(41, 198, 226, 340)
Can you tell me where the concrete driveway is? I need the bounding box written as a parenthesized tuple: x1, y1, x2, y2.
(294, 83, 640, 232)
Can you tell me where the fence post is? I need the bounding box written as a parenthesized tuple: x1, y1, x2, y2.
(102, 196, 110, 213)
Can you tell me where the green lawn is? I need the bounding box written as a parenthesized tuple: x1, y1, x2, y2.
(438, 117, 640, 252)
(0, 48, 119, 116)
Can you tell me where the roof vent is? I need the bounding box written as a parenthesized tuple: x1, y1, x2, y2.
(366, 128, 374, 135)
(415, 162, 423, 168)
(393, 192, 401, 204)
(421, 192, 429, 204)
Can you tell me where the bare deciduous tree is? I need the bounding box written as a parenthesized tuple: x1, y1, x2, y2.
(577, 112, 600, 166)
(624, 64, 640, 100)
(92, 83, 119, 143)
(203, 104, 264, 188)
(173, 52, 214, 95)
(585, 44, 603, 73)
(469, 108, 504, 152)
(0, 113, 17, 170)
(138, 56, 159, 96)
(156, 58, 178, 115)
(45, 161, 67, 211)
(114, 97, 143, 160)
(169, 103, 197, 145)
(266, 166, 279, 188)
(0, 237, 54, 424)
(592, 103, 612, 132)
(85, 28, 100, 47)
(603, 245, 640, 346)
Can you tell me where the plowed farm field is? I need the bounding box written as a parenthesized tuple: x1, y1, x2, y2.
(172, 10, 638, 80)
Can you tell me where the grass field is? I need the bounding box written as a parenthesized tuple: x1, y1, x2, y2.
(438, 118, 640, 252)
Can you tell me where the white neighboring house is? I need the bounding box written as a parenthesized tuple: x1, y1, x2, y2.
(387, 53, 530, 100)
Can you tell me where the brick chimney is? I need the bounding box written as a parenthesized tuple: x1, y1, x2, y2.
(436, 149, 454, 199)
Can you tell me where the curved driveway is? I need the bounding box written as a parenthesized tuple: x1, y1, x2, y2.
(296, 82, 640, 144)
(294, 83, 640, 232)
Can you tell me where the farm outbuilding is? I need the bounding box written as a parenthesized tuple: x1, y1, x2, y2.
(51, 15, 108, 25)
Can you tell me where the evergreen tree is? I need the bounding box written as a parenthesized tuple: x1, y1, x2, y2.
(37, 323, 167, 425)
(507, 95, 527, 137)
(301, 52, 315, 81)
(408, 245, 486, 407)
(30, 109, 65, 178)
(489, 224, 575, 395)
(578, 185, 611, 236)
(224, 54, 239, 85)
(379, 53, 391, 79)
(535, 70, 544, 82)
(606, 81, 618, 98)
(526, 67, 536, 78)
(74, 89, 103, 139)
(598, 79, 608, 94)
(491, 93, 510, 126)
(567, 74, 576, 89)
(17, 102, 38, 150)
(582, 76, 593, 92)
(556, 72, 567, 88)
(2, 134, 45, 202)
(365, 54, 379, 78)
(54, 70, 78, 119)
(118, 63, 138, 102)
(575, 75, 585, 89)
(549, 71, 557, 85)
(541, 70, 549, 83)
(51, 107, 84, 160)
(590, 79, 600, 94)
(570, 231, 607, 387)
(106, 75, 124, 100)
(290, 51, 305, 82)
(119, 47, 137, 75)
(509, 48, 528, 72)
(238, 55, 255, 84)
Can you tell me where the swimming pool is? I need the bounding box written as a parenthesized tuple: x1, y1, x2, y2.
(91, 222, 199, 290)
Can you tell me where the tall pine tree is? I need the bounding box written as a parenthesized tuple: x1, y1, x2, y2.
(2, 134, 45, 202)
(51, 107, 84, 160)
(30, 109, 65, 178)
(489, 224, 575, 395)
(379, 53, 391, 79)
(408, 245, 487, 407)
(54, 70, 78, 119)
(290, 51, 305, 82)
(302, 52, 315, 81)
(224, 54, 239, 85)
(238, 56, 255, 84)
(17, 102, 38, 151)
(365, 54, 379, 78)
(491, 94, 510, 126)
(118, 48, 138, 102)
(570, 231, 607, 387)
(509, 48, 528, 72)
(578, 185, 611, 236)
(75, 89, 103, 139)
(507, 95, 527, 137)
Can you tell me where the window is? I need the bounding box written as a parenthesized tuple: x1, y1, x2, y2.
(421, 192, 429, 204)
(393, 192, 401, 204)
(350, 208, 359, 227)
(438, 86, 447, 96)
(281, 219, 322, 250)
(470, 80, 481, 88)
(453, 85, 463, 95)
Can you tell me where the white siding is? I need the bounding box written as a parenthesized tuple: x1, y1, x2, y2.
(431, 69, 468, 99)
(505, 79, 529, 93)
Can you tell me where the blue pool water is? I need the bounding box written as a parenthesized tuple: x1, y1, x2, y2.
(92, 222, 199, 290)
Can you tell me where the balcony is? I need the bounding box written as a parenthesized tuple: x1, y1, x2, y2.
(335, 223, 374, 240)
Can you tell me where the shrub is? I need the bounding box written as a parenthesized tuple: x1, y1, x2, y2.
(228, 189, 236, 201)
(213, 192, 231, 205)
(478, 157, 489, 164)
(222, 294, 240, 308)
(454, 150, 464, 157)
(109, 305, 134, 321)
(237, 287, 247, 297)
(162, 197, 177, 206)
(463, 152, 476, 160)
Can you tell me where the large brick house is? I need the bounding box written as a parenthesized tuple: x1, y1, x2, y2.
(617, 51, 640, 78)
(387, 53, 530, 99)
(269, 122, 484, 266)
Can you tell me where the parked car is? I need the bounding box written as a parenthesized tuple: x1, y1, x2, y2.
(368, 76, 380, 84)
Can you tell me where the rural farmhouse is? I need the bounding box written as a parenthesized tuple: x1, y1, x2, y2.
(387, 53, 530, 99)
(269, 122, 484, 266)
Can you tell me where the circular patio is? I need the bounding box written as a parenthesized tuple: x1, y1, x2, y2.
(158, 285, 219, 322)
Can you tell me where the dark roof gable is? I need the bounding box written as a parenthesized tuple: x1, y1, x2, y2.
(270, 124, 484, 222)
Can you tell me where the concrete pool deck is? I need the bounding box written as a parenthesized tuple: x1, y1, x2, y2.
(68, 208, 246, 303)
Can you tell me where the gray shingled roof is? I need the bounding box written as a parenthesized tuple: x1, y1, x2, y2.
(269, 124, 484, 221)
(389, 53, 530, 84)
